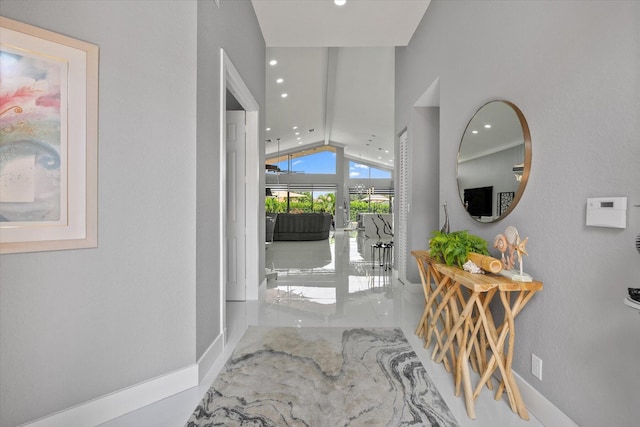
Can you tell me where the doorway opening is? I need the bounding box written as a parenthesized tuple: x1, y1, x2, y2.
(220, 49, 260, 341)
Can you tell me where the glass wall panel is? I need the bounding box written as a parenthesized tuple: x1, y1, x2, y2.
(266, 185, 337, 215)
(348, 161, 391, 179)
(266, 147, 336, 174)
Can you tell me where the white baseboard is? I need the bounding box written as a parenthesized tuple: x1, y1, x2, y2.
(197, 332, 224, 383)
(21, 364, 198, 427)
(513, 371, 578, 427)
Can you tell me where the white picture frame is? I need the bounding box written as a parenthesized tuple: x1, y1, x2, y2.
(0, 17, 98, 254)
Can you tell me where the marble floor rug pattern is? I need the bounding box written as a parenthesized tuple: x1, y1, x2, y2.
(185, 326, 459, 427)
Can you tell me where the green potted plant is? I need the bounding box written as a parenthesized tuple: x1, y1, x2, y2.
(429, 230, 489, 268)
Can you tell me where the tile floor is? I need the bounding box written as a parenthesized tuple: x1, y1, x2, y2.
(101, 231, 542, 427)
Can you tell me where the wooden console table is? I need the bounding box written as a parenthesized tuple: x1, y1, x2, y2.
(411, 250, 542, 420)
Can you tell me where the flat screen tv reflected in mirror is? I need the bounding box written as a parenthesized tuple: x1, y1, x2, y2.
(463, 186, 493, 217)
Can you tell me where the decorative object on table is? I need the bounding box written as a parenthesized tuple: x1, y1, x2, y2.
(504, 225, 519, 263)
(467, 252, 503, 274)
(494, 225, 520, 270)
(494, 226, 532, 282)
(463, 259, 483, 274)
(440, 202, 450, 234)
(429, 230, 489, 268)
(493, 233, 513, 269)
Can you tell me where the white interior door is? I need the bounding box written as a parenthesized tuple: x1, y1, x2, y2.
(226, 110, 246, 301)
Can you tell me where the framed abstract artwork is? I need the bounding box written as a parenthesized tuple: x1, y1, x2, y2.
(0, 17, 99, 254)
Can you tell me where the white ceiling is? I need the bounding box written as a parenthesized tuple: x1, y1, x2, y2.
(251, 0, 432, 170)
(252, 0, 431, 47)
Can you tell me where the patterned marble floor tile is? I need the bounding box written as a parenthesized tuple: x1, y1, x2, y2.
(185, 327, 459, 427)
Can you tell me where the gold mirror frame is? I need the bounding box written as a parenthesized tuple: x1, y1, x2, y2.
(456, 100, 531, 223)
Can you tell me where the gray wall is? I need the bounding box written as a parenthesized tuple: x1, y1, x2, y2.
(0, 1, 265, 426)
(396, 1, 640, 426)
(195, 0, 265, 360)
(402, 107, 440, 283)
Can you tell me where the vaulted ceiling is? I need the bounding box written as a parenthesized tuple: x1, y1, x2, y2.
(251, 0, 432, 170)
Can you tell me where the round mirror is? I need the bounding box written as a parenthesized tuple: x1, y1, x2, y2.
(457, 100, 531, 223)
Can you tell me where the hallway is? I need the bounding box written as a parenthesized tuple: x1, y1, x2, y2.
(102, 231, 542, 426)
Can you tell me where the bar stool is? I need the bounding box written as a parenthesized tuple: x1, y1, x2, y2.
(381, 241, 393, 271)
(371, 242, 384, 268)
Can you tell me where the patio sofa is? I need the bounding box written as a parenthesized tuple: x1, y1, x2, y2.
(272, 213, 332, 241)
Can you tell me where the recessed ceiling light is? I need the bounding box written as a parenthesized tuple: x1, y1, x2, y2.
(472, 130, 478, 134)
(484, 124, 491, 128)
(281, 93, 288, 98)
(335, 0, 346, 6)
(276, 78, 283, 84)
(266, 127, 271, 131)
(292, 126, 298, 129)
(297, 137, 301, 140)
(295, 132, 300, 135)
(269, 59, 277, 66)
(385, 150, 389, 153)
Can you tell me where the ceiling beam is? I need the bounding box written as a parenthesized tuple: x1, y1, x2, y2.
(323, 47, 339, 146)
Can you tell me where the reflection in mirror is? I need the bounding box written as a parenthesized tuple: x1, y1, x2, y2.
(457, 100, 531, 223)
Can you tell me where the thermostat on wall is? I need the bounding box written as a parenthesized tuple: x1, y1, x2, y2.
(586, 197, 627, 228)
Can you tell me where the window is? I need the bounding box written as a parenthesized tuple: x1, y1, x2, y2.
(266, 185, 337, 214)
(266, 146, 336, 174)
(348, 161, 391, 179)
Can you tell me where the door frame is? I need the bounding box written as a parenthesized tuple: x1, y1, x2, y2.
(219, 49, 260, 338)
